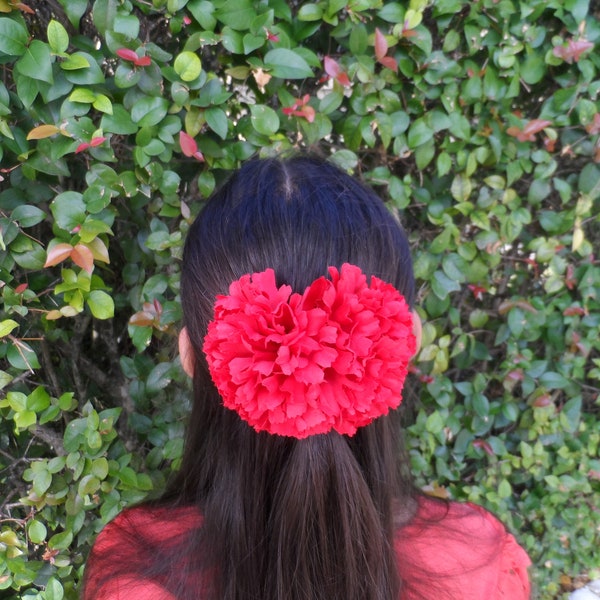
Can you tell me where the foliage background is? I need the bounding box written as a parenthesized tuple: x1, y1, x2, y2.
(0, 0, 599, 598)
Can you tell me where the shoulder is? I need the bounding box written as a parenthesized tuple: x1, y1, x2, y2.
(93, 503, 202, 553)
(85, 504, 203, 600)
(396, 495, 531, 600)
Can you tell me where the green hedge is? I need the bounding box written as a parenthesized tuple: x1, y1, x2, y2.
(0, 0, 599, 598)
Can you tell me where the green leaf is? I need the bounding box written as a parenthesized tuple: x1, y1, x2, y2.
(521, 53, 545, 85)
(7, 341, 40, 371)
(188, 0, 217, 30)
(27, 520, 47, 544)
(249, 104, 280, 136)
(131, 96, 169, 127)
(243, 33, 264, 54)
(93, 94, 113, 114)
(101, 105, 138, 134)
(297, 3, 324, 20)
(69, 88, 96, 103)
(60, 53, 91, 70)
(45, 578, 64, 600)
(10, 204, 46, 228)
(205, 107, 228, 139)
(50, 191, 86, 232)
(93, 0, 118, 36)
(215, 0, 256, 30)
(0, 17, 28, 56)
(15, 41, 54, 84)
(407, 118, 433, 147)
(87, 290, 115, 320)
(0, 319, 19, 338)
(59, 0, 88, 28)
(48, 20, 69, 55)
(378, 2, 404, 22)
(425, 411, 444, 434)
(63, 52, 104, 84)
(48, 530, 73, 550)
(264, 48, 313, 79)
(451, 174, 473, 202)
(174, 51, 202, 82)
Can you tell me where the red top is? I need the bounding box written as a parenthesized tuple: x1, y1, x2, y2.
(86, 496, 531, 599)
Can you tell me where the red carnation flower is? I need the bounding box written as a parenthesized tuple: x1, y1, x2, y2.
(203, 264, 416, 438)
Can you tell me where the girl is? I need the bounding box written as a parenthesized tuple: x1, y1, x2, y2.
(83, 156, 531, 599)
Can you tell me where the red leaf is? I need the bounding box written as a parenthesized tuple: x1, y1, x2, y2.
(336, 71, 351, 86)
(553, 39, 594, 63)
(75, 142, 90, 153)
(89, 136, 106, 147)
(585, 113, 600, 135)
(472, 439, 494, 456)
(374, 28, 388, 61)
(522, 119, 552, 138)
(563, 306, 586, 316)
(299, 106, 315, 123)
(71, 244, 95, 273)
(134, 55, 151, 67)
(183, 15, 191, 25)
(507, 119, 551, 142)
(116, 48, 139, 63)
(533, 394, 552, 407)
(15, 283, 29, 294)
(378, 56, 398, 73)
(506, 369, 524, 382)
(193, 151, 205, 162)
(44, 243, 73, 268)
(179, 131, 198, 157)
(468, 284, 486, 300)
(129, 311, 156, 327)
(324, 56, 340, 78)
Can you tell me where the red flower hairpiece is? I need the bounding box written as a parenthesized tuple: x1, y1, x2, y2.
(203, 263, 416, 439)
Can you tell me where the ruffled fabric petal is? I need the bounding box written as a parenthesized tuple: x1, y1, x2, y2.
(203, 263, 416, 438)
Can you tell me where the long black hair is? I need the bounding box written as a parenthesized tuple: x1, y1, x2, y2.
(84, 155, 420, 599)
(173, 156, 417, 599)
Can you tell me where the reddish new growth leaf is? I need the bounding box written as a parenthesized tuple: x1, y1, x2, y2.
(585, 113, 600, 135)
(44, 243, 95, 273)
(129, 299, 169, 331)
(563, 306, 586, 317)
(324, 56, 351, 87)
(553, 38, 594, 63)
(44, 243, 73, 268)
(265, 28, 279, 42)
(467, 284, 486, 300)
(15, 283, 28, 294)
(374, 28, 398, 73)
(75, 136, 106, 153)
(282, 95, 315, 123)
(179, 131, 204, 162)
(506, 119, 552, 142)
(532, 393, 552, 407)
(472, 439, 494, 457)
(116, 48, 151, 67)
(183, 15, 192, 25)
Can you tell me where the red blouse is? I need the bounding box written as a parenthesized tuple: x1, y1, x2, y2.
(86, 496, 531, 599)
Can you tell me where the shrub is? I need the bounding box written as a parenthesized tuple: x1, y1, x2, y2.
(0, 0, 598, 598)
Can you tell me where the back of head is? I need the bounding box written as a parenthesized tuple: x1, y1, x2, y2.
(181, 155, 415, 349)
(173, 155, 416, 600)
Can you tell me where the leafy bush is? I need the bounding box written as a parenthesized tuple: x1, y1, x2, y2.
(0, 0, 598, 598)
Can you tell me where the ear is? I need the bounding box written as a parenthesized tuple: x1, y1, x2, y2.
(178, 327, 195, 378)
(411, 310, 422, 355)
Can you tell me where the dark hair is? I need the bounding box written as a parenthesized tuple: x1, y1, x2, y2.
(173, 156, 417, 600)
(84, 156, 420, 599)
